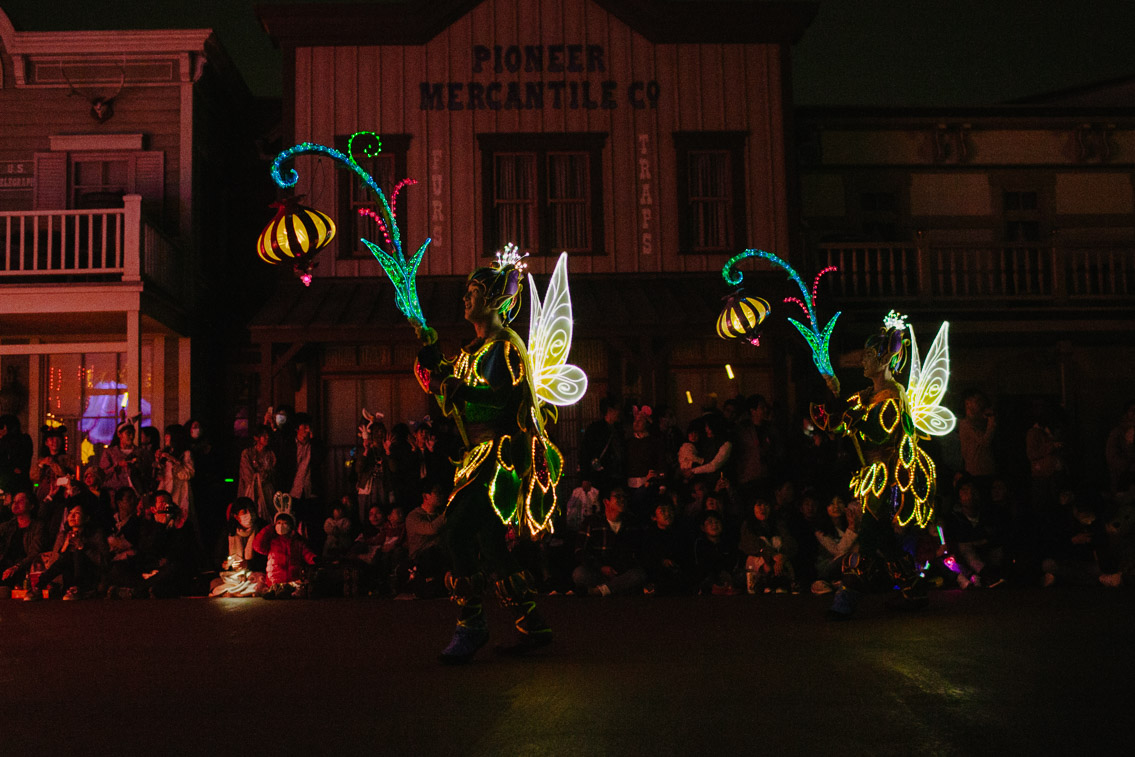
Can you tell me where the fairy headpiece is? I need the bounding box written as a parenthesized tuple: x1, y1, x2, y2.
(468, 244, 528, 324)
(865, 310, 911, 375)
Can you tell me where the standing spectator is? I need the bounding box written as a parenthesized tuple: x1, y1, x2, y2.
(30, 426, 74, 495)
(239, 425, 277, 522)
(688, 415, 733, 486)
(353, 414, 389, 520)
(281, 413, 323, 551)
(385, 423, 420, 514)
(732, 395, 778, 495)
(1104, 401, 1135, 500)
(185, 418, 224, 546)
(404, 482, 448, 598)
(580, 398, 624, 491)
(416, 421, 453, 497)
(81, 465, 112, 529)
(99, 420, 147, 495)
(624, 405, 666, 520)
(1025, 400, 1065, 515)
(573, 486, 646, 596)
(0, 490, 46, 589)
(958, 389, 997, 495)
(0, 414, 34, 494)
(156, 424, 196, 531)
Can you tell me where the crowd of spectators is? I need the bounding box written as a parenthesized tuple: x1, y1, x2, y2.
(0, 390, 1133, 602)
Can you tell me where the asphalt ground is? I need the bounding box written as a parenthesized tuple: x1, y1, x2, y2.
(1, 587, 1132, 756)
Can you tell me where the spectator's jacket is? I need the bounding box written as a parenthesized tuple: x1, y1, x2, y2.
(0, 517, 46, 576)
(576, 512, 644, 572)
(137, 520, 194, 575)
(51, 525, 110, 570)
(693, 536, 738, 580)
(738, 517, 798, 562)
(404, 507, 445, 560)
(253, 525, 316, 586)
(946, 507, 1005, 549)
(643, 525, 689, 576)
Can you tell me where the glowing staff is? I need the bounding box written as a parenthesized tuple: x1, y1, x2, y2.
(722, 249, 841, 377)
(270, 131, 432, 328)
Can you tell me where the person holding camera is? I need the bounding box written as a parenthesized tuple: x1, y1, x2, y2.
(30, 426, 73, 498)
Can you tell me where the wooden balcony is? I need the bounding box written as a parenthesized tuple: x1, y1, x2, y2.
(0, 194, 193, 304)
(814, 238, 1135, 307)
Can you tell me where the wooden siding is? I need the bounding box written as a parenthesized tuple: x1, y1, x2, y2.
(289, 0, 792, 280)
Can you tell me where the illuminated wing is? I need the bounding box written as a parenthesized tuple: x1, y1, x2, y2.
(906, 321, 956, 437)
(528, 252, 588, 407)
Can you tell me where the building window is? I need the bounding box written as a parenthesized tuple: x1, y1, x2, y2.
(336, 134, 411, 259)
(72, 158, 129, 209)
(479, 133, 606, 255)
(675, 132, 746, 254)
(859, 190, 899, 241)
(1003, 190, 1040, 241)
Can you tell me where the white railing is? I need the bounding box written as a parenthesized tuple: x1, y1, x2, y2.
(0, 194, 193, 303)
(817, 240, 1135, 304)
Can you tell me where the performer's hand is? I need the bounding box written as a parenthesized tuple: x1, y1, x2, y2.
(824, 374, 841, 397)
(415, 325, 438, 346)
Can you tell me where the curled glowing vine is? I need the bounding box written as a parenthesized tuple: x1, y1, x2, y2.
(722, 249, 841, 377)
(270, 131, 431, 328)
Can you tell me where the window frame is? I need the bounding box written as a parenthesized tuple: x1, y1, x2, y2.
(674, 132, 747, 254)
(335, 133, 412, 260)
(478, 132, 607, 256)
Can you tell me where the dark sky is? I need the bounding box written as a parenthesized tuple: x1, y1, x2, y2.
(3, 0, 1134, 105)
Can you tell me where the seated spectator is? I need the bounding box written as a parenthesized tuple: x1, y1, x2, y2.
(26, 503, 108, 601)
(103, 488, 144, 592)
(643, 502, 690, 595)
(1041, 490, 1106, 588)
(403, 482, 448, 598)
(39, 474, 99, 539)
(0, 490, 46, 590)
(786, 489, 823, 587)
(253, 510, 317, 598)
(1099, 503, 1135, 588)
(573, 486, 647, 596)
(738, 496, 797, 594)
(692, 511, 738, 594)
(209, 498, 268, 597)
(946, 478, 1007, 589)
(348, 505, 391, 595)
(135, 492, 197, 598)
(681, 480, 710, 524)
(564, 478, 600, 533)
(323, 497, 355, 560)
(380, 506, 407, 587)
(813, 495, 859, 593)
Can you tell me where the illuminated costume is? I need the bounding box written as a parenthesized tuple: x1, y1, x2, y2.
(812, 312, 955, 618)
(414, 250, 585, 663)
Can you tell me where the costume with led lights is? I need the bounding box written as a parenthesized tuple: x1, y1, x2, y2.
(812, 312, 956, 617)
(415, 250, 586, 662)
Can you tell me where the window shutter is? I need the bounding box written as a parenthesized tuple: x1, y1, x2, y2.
(132, 151, 165, 218)
(33, 152, 68, 209)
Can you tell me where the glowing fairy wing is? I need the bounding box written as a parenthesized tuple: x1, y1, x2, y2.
(528, 252, 588, 407)
(907, 321, 957, 437)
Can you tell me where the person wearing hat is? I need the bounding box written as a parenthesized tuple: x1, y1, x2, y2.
(412, 250, 559, 663)
(252, 503, 317, 593)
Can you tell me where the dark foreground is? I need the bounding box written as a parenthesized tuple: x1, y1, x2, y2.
(2, 588, 1132, 756)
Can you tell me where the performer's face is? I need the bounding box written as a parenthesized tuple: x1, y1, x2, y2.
(463, 281, 492, 323)
(861, 348, 885, 379)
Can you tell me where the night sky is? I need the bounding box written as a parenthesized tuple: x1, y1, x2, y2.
(3, 0, 1134, 105)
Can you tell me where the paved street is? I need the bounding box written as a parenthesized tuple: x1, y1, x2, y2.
(1, 587, 1131, 756)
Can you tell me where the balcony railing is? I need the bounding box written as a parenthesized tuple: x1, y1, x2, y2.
(0, 194, 192, 302)
(816, 239, 1135, 305)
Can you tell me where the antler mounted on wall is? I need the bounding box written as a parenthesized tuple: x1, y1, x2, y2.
(61, 61, 126, 123)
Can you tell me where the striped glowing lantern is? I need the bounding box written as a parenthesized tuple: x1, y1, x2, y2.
(257, 196, 336, 285)
(717, 292, 771, 346)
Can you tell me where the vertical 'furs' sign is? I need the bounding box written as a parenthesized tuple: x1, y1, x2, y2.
(420, 44, 661, 111)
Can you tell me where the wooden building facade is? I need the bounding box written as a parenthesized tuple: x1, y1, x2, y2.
(254, 0, 817, 479)
(0, 8, 268, 460)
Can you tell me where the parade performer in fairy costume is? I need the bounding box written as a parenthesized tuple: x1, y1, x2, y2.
(812, 311, 956, 619)
(414, 248, 586, 663)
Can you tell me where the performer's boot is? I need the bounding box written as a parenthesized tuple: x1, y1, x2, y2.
(494, 570, 552, 656)
(439, 572, 490, 665)
(884, 553, 929, 611)
(827, 551, 872, 621)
